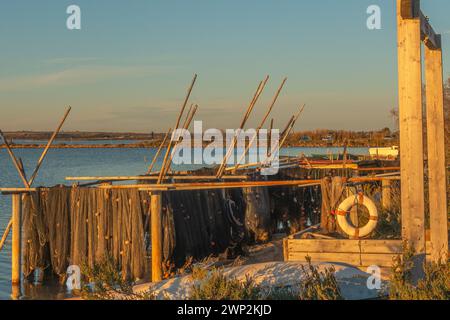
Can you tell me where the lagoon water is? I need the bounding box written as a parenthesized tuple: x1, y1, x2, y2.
(0, 146, 368, 299)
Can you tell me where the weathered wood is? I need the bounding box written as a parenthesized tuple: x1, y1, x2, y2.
(397, 0, 426, 281)
(381, 179, 392, 210)
(66, 175, 249, 181)
(285, 239, 435, 267)
(150, 192, 163, 282)
(400, 0, 420, 19)
(287, 239, 360, 253)
(420, 11, 440, 50)
(11, 194, 22, 285)
(425, 41, 448, 262)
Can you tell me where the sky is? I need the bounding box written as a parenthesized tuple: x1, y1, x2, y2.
(0, 0, 449, 132)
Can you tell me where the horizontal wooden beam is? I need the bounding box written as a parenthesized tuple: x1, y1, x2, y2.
(65, 175, 249, 181)
(400, 0, 420, 19)
(420, 11, 441, 49)
(1, 175, 401, 194)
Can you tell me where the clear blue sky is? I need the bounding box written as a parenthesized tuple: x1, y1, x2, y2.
(1, 0, 449, 132)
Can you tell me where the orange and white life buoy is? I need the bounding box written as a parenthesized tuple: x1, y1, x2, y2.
(335, 194, 378, 239)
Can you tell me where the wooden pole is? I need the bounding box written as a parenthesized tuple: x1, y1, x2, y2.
(150, 192, 163, 282)
(234, 78, 287, 172)
(397, 0, 425, 280)
(146, 128, 172, 174)
(216, 76, 269, 178)
(29, 106, 72, 185)
(381, 179, 392, 210)
(0, 130, 30, 188)
(158, 74, 197, 184)
(11, 194, 22, 285)
(0, 219, 13, 252)
(164, 105, 198, 176)
(424, 36, 448, 262)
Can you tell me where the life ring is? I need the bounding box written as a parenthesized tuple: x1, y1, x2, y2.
(335, 194, 378, 239)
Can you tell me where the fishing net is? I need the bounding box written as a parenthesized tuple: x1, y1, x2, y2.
(242, 186, 271, 243)
(43, 187, 71, 277)
(22, 189, 49, 279)
(320, 176, 347, 234)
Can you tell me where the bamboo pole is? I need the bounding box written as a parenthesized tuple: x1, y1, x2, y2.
(11, 194, 22, 285)
(0, 107, 72, 283)
(234, 78, 287, 172)
(216, 76, 269, 178)
(268, 104, 305, 161)
(0, 130, 30, 188)
(0, 219, 13, 252)
(164, 105, 198, 176)
(146, 129, 172, 174)
(29, 106, 72, 185)
(158, 74, 197, 184)
(397, 0, 425, 281)
(150, 192, 162, 282)
(424, 35, 448, 262)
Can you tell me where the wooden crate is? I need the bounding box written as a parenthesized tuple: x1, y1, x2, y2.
(283, 236, 432, 268)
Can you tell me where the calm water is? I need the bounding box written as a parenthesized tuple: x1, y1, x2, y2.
(0, 146, 368, 299)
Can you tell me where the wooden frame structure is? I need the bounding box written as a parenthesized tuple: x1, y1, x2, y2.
(0, 0, 447, 298)
(284, 0, 448, 281)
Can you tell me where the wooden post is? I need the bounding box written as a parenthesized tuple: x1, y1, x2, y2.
(150, 192, 163, 282)
(11, 194, 22, 285)
(397, 0, 425, 280)
(382, 179, 392, 210)
(424, 36, 448, 262)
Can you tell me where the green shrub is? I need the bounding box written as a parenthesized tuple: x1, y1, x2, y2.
(298, 257, 343, 300)
(190, 268, 261, 300)
(389, 244, 450, 300)
(80, 256, 155, 300)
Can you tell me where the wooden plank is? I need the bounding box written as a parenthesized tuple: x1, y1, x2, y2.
(360, 254, 398, 267)
(397, 0, 426, 281)
(424, 42, 449, 262)
(287, 239, 360, 253)
(359, 240, 403, 254)
(420, 11, 440, 50)
(66, 175, 249, 181)
(288, 252, 362, 266)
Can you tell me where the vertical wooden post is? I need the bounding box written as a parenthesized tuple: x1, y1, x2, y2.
(425, 36, 448, 262)
(11, 194, 22, 285)
(382, 179, 392, 210)
(397, 0, 425, 280)
(150, 192, 163, 282)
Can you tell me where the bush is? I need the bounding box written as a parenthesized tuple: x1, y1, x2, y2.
(389, 244, 450, 300)
(190, 267, 261, 300)
(80, 256, 155, 300)
(298, 257, 342, 300)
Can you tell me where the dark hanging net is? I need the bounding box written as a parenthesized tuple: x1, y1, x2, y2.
(21, 168, 323, 282)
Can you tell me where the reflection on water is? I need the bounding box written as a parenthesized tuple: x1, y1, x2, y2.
(0, 146, 368, 299)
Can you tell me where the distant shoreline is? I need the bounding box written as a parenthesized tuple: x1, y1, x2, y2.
(0, 143, 378, 149)
(0, 130, 398, 149)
